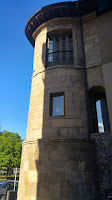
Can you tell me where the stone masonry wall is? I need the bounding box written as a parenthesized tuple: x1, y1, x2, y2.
(18, 139, 97, 200)
(82, 13, 105, 90)
(26, 18, 89, 141)
(26, 67, 88, 141)
(83, 13, 102, 68)
(91, 132, 112, 200)
(18, 14, 108, 200)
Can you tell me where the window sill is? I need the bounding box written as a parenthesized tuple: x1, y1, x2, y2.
(91, 131, 111, 137)
(49, 115, 65, 119)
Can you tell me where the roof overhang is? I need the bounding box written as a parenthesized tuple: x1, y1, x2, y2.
(25, 1, 98, 47)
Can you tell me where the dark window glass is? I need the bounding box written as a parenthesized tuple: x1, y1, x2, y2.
(62, 35, 66, 60)
(55, 37, 59, 60)
(68, 35, 73, 60)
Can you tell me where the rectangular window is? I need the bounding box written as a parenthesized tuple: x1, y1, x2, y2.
(46, 32, 73, 67)
(50, 92, 65, 116)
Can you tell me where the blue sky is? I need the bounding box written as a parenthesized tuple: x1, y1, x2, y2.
(0, 0, 76, 139)
(96, 100, 104, 133)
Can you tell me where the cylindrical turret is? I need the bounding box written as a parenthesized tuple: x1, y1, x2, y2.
(17, 2, 100, 200)
(26, 16, 88, 141)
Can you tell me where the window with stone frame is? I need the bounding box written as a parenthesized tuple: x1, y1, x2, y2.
(49, 92, 65, 117)
(46, 31, 73, 67)
(88, 86, 111, 134)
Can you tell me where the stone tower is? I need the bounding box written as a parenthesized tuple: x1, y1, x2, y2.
(17, 1, 112, 200)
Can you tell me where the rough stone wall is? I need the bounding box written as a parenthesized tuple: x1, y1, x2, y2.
(82, 13, 105, 90)
(83, 13, 101, 68)
(17, 17, 99, 200)
(18, 15, 107, 200)
(26, 18, 88, 141)
(26, 66, 88, 141)
(83, 13, 112, 199)
(86, 65, 104, 90)
(18, 139, 96, 200)
(91, 132, 112, 199)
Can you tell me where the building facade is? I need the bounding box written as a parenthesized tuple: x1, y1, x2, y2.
(17, 1, 112, 200)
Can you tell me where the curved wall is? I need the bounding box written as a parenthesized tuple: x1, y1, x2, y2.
(26, 18, 88, 141)
(17, 15, 98, 200)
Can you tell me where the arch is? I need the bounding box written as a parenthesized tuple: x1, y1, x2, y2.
(88, 86, 111, 134)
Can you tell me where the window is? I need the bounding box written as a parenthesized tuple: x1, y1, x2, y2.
(50, 92, 65, 116)
(46, 33, 73, 67)
(88, 86, 110, 134)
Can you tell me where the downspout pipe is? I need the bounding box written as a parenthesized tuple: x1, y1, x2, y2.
(77, 1, 90, 138)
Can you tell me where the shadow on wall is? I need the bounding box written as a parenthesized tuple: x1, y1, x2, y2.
(35, 140, 97, 200)
(34, 37, 97, 200)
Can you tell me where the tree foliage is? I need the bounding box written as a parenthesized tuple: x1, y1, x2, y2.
(0, 131, 22, 172)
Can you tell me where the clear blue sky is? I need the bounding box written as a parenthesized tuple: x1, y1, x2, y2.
(0, 0, 75, 139)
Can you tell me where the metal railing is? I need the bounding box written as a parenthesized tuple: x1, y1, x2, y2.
(46, 51, 74, 67)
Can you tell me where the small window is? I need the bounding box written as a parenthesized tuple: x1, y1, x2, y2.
(50, 92, 65, 116)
